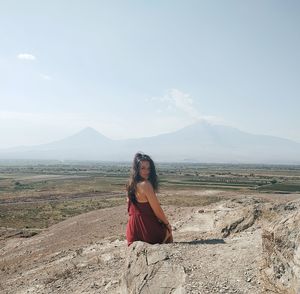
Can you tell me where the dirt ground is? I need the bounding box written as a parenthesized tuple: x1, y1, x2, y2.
(0, 190, 299, 293)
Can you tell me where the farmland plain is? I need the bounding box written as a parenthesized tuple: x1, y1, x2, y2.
(0, 160, 300, 233)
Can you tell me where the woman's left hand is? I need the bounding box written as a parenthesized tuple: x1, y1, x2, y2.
(166, 223, 172, 233)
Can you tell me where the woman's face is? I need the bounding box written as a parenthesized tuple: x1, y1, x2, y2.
(139, 160, 150, 180)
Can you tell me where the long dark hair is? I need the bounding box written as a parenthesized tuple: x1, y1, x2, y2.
(126, 152, 158, 204)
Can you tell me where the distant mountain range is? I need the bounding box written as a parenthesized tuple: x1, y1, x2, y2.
(1, 122, 300, 164)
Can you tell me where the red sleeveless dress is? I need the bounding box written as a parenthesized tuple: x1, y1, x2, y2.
(126, 200, 167, 246)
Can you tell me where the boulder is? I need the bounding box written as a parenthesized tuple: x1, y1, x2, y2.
(120, 241, 186, 294)
(220, 205, 261, 238)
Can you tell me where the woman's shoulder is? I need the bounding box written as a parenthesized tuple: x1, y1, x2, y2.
(137, 180, 153, 190)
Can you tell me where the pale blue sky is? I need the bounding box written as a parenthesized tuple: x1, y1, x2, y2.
(0, 0, 299, 148)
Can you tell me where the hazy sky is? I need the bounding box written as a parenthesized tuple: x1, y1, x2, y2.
(1, 0, 299, 148)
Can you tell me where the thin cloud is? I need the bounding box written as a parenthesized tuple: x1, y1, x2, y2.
(0, 111, 123, 137)
(17, 53, 36, 61)
(40, 74, 52, 80)
(149, 88, 223, 124)
(150, 89, 199, 118)
(167, 89, 199, 119)
(0, 111, 79, 121)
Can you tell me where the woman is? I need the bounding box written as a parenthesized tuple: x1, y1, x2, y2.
(126, 152, 173, 246)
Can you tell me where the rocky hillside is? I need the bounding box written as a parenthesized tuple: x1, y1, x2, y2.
(261, 201, 300, 293)
(0, 194, 299, 293)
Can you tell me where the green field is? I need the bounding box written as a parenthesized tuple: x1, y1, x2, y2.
(1, 161, 300, 231)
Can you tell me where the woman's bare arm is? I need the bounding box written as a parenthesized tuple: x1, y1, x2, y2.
(138, 181, 170, 225)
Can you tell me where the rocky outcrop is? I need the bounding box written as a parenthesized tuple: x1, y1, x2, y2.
(120, 241, 186, 294)
(220, 205, 261, 238)
(202, 198, 264, 238)
(261, 200, 300, 293)
(3, 197, 295, 294)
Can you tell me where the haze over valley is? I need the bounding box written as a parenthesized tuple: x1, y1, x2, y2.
(1, 122, 300, 164)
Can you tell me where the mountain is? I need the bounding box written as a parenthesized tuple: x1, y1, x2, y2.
(42, 126, 111, 148)
(1, 122, 300, 164)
